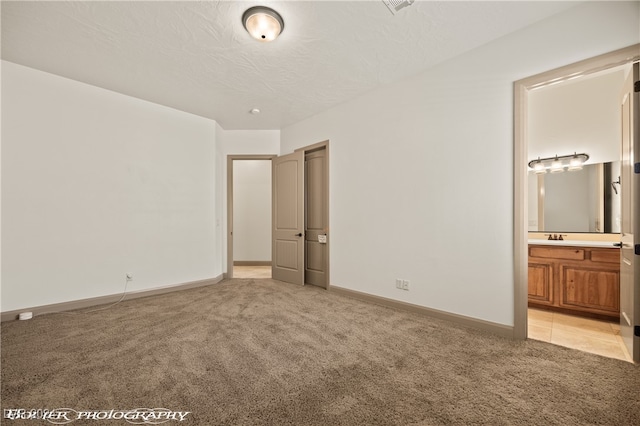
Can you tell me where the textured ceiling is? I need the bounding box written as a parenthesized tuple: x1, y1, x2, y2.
(1, 1, 579, 130)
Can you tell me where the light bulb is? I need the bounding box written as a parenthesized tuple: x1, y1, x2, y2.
(550, 157, 564, 173)
(568, 154, 584, 171)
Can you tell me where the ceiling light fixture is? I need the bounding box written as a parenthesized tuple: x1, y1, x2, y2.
(242, 6, 284, 42)
(528, 152, 589, 174)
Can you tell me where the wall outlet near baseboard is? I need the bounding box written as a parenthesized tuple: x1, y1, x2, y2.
(395, 278, 409, 291)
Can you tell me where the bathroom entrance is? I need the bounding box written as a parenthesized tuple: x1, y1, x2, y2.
(514, 45, 640, 363)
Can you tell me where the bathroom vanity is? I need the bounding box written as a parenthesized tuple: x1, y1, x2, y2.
(527, 240, 620, 320)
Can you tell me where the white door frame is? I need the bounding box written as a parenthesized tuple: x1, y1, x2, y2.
(226, 155, 276, 279)
(513, 44, 640, 340)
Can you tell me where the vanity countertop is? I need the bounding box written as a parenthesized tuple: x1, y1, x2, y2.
(528, 239, 619, 248)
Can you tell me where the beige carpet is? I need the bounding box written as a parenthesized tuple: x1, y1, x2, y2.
(2, 278, 639, 425)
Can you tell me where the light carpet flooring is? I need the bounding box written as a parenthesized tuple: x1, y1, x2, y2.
(237, 267, 632, 363)
(528, 308, 632, 362)
(2, 278, 639, 425)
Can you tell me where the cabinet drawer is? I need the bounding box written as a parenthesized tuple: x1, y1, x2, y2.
(590, 249, 619, 264)
(530, 247, 584, 260)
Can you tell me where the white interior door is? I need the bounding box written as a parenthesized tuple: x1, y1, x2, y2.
(272, 151, 304, 285)
(619, 62, 639, 363)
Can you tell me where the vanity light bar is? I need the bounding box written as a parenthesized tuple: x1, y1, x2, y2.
(528, 152, 589, 174)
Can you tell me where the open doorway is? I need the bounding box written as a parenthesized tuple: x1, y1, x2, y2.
(227, 142, 330, 287)
(514, 45, 640, 362)
(227, 155, 275, 279)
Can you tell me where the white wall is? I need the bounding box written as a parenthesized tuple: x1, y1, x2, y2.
(281, 1, 640, 326)
(233, 160, 271, 262)
(528, 68, 625, 164)
(218, 130, 280, 156)
(1, 61, 220, 312)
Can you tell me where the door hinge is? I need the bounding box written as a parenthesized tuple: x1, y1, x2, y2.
(635, 81, 640, 92)
(635, 326, 640, 337)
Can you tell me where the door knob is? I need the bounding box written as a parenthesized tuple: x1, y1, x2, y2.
(295, 233, 303, 237)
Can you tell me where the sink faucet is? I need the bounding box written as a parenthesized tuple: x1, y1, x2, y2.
(544, 234, 567, 241)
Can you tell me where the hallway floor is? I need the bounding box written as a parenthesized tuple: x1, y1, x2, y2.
(528, 308, 632, 362)
(233, 265, 271, 279)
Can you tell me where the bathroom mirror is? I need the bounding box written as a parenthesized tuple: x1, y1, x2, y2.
(528, 161, 621, 233)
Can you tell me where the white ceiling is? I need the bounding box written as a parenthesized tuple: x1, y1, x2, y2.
(1, 1, 580, 130)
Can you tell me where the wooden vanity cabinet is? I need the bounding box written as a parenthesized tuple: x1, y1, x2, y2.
(527, 245, 620, 320)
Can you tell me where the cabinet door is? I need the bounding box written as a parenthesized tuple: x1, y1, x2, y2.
(561, 267, 620, 314)
(528, 263, 553, 304)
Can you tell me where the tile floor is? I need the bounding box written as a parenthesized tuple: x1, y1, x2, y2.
(233, 265, 272, 279)
(231, 268, 632, 362)
(528, 308, 632, 362)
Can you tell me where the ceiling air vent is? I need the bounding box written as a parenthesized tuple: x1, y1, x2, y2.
(383, 0, 415, 15)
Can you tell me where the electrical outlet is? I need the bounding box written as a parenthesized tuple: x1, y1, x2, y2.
(396, 279, 410, 290)
(126, 273, 133, 281)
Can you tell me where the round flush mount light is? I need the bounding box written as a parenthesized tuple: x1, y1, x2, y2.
(242, 6, 284, 42)
(250, 108, 261, 114)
